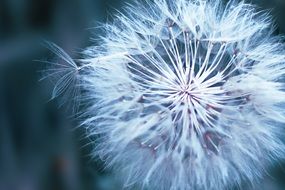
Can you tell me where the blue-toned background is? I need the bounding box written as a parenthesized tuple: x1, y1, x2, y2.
(0, 0, 285, 189)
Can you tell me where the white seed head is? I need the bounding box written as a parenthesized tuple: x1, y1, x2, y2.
(48, 0, 285, 189)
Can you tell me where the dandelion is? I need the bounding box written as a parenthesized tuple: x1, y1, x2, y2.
(46, 0, 285, 189)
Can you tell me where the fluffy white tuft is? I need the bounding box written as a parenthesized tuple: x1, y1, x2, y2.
(49, 0, 285, 189)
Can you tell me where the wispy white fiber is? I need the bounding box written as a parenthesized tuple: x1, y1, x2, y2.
(47, 0, 285, 189)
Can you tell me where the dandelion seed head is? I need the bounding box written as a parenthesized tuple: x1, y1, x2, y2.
(48, 0, 285, 189)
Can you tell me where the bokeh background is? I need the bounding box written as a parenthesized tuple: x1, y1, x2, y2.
(0, 0, 285, 190)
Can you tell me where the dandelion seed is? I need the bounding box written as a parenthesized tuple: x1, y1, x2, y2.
(47, 0, 285, 189)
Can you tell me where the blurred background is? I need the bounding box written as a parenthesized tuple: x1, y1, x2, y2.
(0, 0, 285, 190)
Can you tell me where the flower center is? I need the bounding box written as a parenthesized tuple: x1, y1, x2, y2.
(125, 19, 243, 156)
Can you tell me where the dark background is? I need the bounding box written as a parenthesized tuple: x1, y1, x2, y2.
(0, 0, 285, 190)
